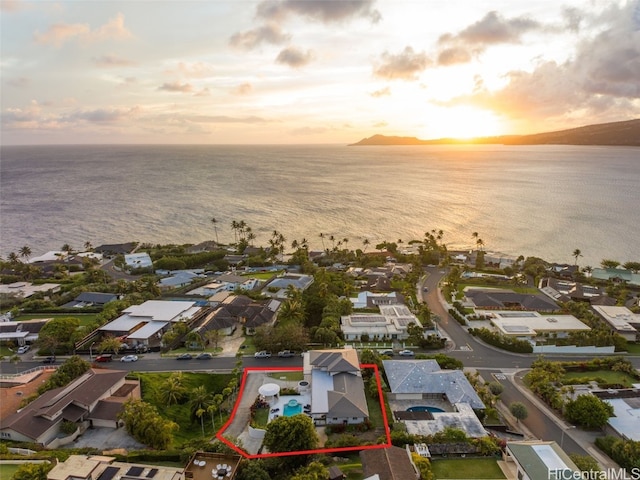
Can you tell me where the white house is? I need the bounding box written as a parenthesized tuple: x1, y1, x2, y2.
(303, 349, 369, 425)
(592, 305, 640, 342)
(480, 310, 590, 340)
(99, 300, 202, 348)
(124, 253, 153, 270)
(341, 304, 422, 341)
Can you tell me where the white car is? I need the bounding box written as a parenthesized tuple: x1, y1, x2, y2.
(17, 345, 30, 354)
(254, 351, 271, 359)
(120, 355, 138, 362)
(398, 349, 415, 357)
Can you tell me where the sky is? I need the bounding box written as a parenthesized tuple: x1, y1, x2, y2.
(1, 0, 639, 144)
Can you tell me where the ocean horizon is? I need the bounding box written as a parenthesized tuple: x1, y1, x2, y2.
(1, 144, 638, 267)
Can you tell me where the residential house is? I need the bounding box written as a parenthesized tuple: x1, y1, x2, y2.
(0, 369, 139, 448)
(360, 446, 419, 480)
(539, 277, 612, 305)
(350, 291, 403, 309)
(124, 253, 153, 270)
(463, 287, 559, 312)
(47, 454, 183, 480)
(341, 304, 422, 341)
(383, 359, 486, 438)
(0, 319, 49, 347)
(264, 273, 314, 298)
(158, 270, 206, 290)
(592, 268, 640, 286)
(592, 388, 640, 441)
(592, 305, 640, 342)
(188, 274, 260, 296)
(548, 263, 579, 279)
(304, 349, 369, 425)
(191, 295, 280, 335)
(62, 292, 118, 308)
(94, 243, 137, 256)
(0, 281, 61, 299)
(504, 441, 579, 480)
(99, 300, 204, 349)
(481, 310, 590, 341)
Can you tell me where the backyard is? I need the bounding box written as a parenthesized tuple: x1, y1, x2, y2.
(431, 458, 506, 479)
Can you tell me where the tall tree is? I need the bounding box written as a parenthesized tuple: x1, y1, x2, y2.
(189, 385, 212, 422)
(19, 245, 32, 262)
(7, 252, 20, 264)
(98, 336, 123, 356)
(572, 249, 583, 265)
(362, 238, 370, 253)
(319, 232, 326, 250)
(211, 217, 219, 244)
(564, 394, 613, 429)
(601, 259, 621, 269)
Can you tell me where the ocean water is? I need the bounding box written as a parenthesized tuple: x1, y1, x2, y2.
(1, 144, 638, 267)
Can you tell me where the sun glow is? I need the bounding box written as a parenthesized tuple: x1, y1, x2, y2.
(427, 106, 506, 140)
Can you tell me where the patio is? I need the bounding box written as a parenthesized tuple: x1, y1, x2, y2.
(267, 393, 312, 423)
(185, 452, 241, 480)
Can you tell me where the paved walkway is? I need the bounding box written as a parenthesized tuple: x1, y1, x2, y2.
(218, 328, 245, 357)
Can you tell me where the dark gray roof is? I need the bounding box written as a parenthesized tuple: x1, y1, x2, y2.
(327, 373, 369, 418)
(465, 290, 558, 311)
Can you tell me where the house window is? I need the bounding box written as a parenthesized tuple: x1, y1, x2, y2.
(333, 418, 338, 421)
(517, 470, 523, 480)
(0, 432, 10, 438)
(352, 417, 359, 420)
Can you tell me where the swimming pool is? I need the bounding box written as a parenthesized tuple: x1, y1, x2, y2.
(407, 406, 445, 413)
(283, 403, 302, 416)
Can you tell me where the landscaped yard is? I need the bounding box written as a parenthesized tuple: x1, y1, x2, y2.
(244, 271, 281, 280)
(432, 458, 506, 479)
(0, 463, 22, 478)
(268, 371, 303, 382)
(135, 372, 235, 446)
(561, 370, 637, 388)
(625, 342, 640, 354)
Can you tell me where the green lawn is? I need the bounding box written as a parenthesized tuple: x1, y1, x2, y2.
(432, 458, 506, 479)
(239, 335, 257, 354)
(15, 313, 99, 326)
(561, 370, 637, 388)
(268, 371, 303, 382)
(252, 407, 269, 428)
(0, 463, 22, 479)
(135, 372, 235, 446)
(244, 271, 280, 280)
(625, 342, 640, 354)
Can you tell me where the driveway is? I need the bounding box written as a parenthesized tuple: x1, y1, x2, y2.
(67, 426, 145, 450)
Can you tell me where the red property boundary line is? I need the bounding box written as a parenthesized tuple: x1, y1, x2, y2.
(216, 364, 392, 458)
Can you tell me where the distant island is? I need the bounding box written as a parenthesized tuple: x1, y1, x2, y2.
(350, 118, 640, 147)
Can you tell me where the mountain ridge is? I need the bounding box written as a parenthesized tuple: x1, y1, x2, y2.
(350, 119, 640, 147)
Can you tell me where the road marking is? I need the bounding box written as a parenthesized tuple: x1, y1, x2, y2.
(458, 344, 473, 351)
(493, 373, 507, 381)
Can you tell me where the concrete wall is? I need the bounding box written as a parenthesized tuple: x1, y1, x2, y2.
(532, 345, 615, 354)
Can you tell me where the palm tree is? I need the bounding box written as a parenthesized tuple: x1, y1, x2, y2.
(476, 238, 485, 251)
(7, 252, 20, 264)
(572, 249, 583, 265)
(210, 217, 219, 244)
(319, 232, 326, 250)
(230, 220, 239, 243)
(362, 238, 370, 253)
(84, 241, 93, 251)
(247, 231, 256, 246)
(19, 245, 31, 262)
(583, 265, 593, 277)
(343, 238, 349, 250)
(291, 239, 299, 251)
(189, 385, 212, 423)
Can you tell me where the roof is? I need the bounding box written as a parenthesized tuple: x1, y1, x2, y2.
(383, 360, 485, 409)
(1, 369, 128, 442)
(464, 288, 559, 311)
(309, 349, 360, 373)
(507, 441, 579, 479)
(123, 300, 198, 321)
(326, 373, 369, 418)
(48, 455, 184, 480)
(360, 447, 417, 480)
(483, 310, 591, 335)
(94, 243, 137, 255)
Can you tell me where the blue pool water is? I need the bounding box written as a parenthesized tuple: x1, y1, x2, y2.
(283, 403, 302, 416)
(407, 406, 445, 413)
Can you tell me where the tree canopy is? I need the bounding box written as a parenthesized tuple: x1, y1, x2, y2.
(509, 402, 528, 423)
(263, 415, 318, 453)
(564, 394, 613, 429)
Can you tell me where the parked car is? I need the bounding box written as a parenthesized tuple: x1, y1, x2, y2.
(17, 345, 30, 354)
(398, 349, 415, 357)
(254, 351, 271, 358)
(95, 354, 113, 362)
(120, 355, 138, 362)
(278, 350, 295, 358)
(41, 356, 56, 364)
(196, 353, 212, 360)
(134, 345, 148, 353)
(176, 353, 193, 360)
(379, 350, 394, 356)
